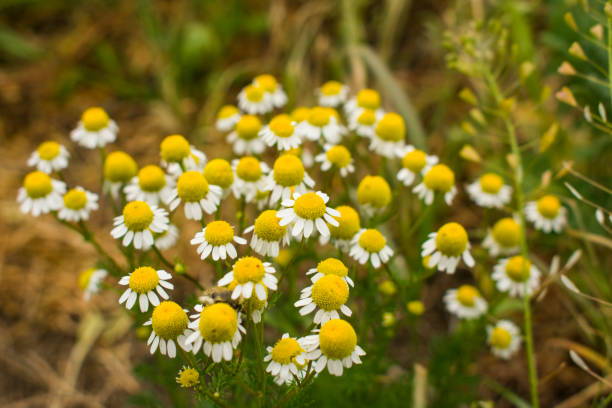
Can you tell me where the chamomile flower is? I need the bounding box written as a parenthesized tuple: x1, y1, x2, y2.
(111, 201, 169, 249)
(421, 222, 475, 274)
(290, 106, 311, 125)
(218, 256, 278, 301)
(278, 191, 340, 239)
(302, 319, 365, 376)
(191, 221, 246, 261)
(315, 145, 355, 177)
(238, 84, 273, 115)
(357, 175, 392, 215)
(118, 266, 173, 312)
(348, 108, 380, 138)
(525, 195, 566, 233)
(154, 224, 179, 250)
(265, 334, 310, 385)
(70, 107, 118, 149)
(304, 258, 354, 295)
(58, 187, 99, 222)
(78, 268, 107, 301)
(444, 285, 488, 319)
(396, 146, 438, 186)
(144, 301, 192, 358)
(244, 210, 290, 257)
(492, 255, 540, 298)
(349, 228, 394, 268)
(413, 164, 457, 205)
(160, 134, 207, 176)
(17, 171, 65, 216)
(103, 151, 138, 198)
(254, 74, 288, 108)
(260, 114, 302, 151)
(482, 217, 521, 256)
(295, 274, 351, 324)
(231, 157, 269, 202)
(204, 159, 234, 192)
(487, 320, 522, 359)
(244, 284, 268, 323)
(297, 107, 346, 144)
(176, 366, 199, 388)
(168, 171, 222, 220)
(227, 115, 266, 155)
(27, 141, 69, 174)
(264, 154, 315, 204)
(318, 81, 349, 107)
(124, 165, 175, 206)
(215, 105, 241, 132)
(186, 302, 246, 362)
(466, 173, 512, 209)
(319, 205, 361, 251)
(369, 112, 406, 158)
(345, 88, 383, 119)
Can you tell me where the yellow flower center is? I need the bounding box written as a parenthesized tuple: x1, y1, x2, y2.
(407, 300, 425, 315)
(423, 164, 455, 193)
(128, 266, 159, 293)
(358, 229, 386, 252)
(435, 222, 468, 257)
(537, 195, 561, 219)
(402, 150, 427, 172)
(218, 105, 239, 119)
(199, 303, 238, 343)
(378, 280, 396, 296)
(320, 80, 343, 96)
(375, 113, 405, 142)
(479, 173, 504, 194)
(356, 109, 377, 126)
(291, 107, 310, 122)
(273, 154, 305, 187)
(177, 171, 210, 202)
(152, 301, 188, 340)
(177, 367, 200, 388)
(269, 114, 295, 138)
(24, 171, 53, 198)
(271, 337, 304, 364)
(329, 206, 360, 240)
(254, 74, 278, 93)
(492, 218, 520, 248)
(233, 256, 266, 284)
(293, 192, 326, 220)
(104, 151, 137, 183)
(325, 145, 351, 168)
(312, 275, 349, 311)
(319, 319, 357, 360)
(123, 201, 154, 231)
(235, 115, 262, 140)
(138, 165, 166, 192)
(204, 159, 234, 188)
(307, 107, 331, 127)
(63, 188, 87, 210)
(317, 258, 348, 277)
(357, 175, 391, 208)
(244, 84, 264, 102)
(81, 107, 110, 131)
(204, 221, 235, 246)
(456, 285, 480, 307)
(37, 141, 61, 160)
(236, 156, 263, 182)
(160, 134, 191, 163)
(505, 255, 531, 282)
(490, 327, 512, 349)
(78, 268, 95, 290)
(254, 210, 287, 241)
(356, 89, 381, 110)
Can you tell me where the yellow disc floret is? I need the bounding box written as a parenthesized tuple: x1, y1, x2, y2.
(456, 285, 480, 307)
(138, 165, 166, 192)
(537, 195, 561, 219)
(204, 159, 234, 188)
(319, 319, 357, 359)
(177, 367, 200, 388)
(505, 255, 531, 282)
(273, 154, 305, 187)
(78, 268, 96, 290)
(492, 218, 520, 248)
(24, 171, 53, 198)
(236, 156, 263, 181)
(326, 145, 351, 168)
(293, 192, 326, 220)
(199, 303, 238, 343)
(479, 173, 504, 194)
(152, 301, 188, 340)
(129, 266, 159, 294)
(236, 115, 262, 140)
(423, 164, 455, 193)
(320, 80, 344, 96)
(254, 210, 287, 241)
(160, 134, 191, 163)
(233, 256, 266, 284)
(244, 84, 264, 102)
(329, 206, 360, 240)
(123, 201, 154, 231)
(490, 327, 512, 349)
(402, 149, 427, 172)
(269, 114, 295, 138)
(271, 337, 304, 364)
(37, 141, 61, 160)
(63, 188, 87, 210)
(217, 105, 239, 119)
(307, 107, 331, 127)
(81, 107, 110, 131)
(104, 151, 137, 183)
(375, 113, 405, 142)
(254, 74, 278, 93)
(435, 222, 468, 257)
(357, 175, 391, 208)
(204, 221, 235, 246)
(358, 229, 386, 253)
(317, 258, 348, 277)
(356, 89, 381, 110)
(177, 171, 209, 202)
(312, 275, 349, 311)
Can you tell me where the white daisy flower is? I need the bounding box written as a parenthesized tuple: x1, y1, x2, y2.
(317, 81, 349, 107)
(349, 228, 394, 269)
(295, 274, 352, 325)
(492, 255, 541, 298)
(263, 154, 315, 205)
(237, 84, 273, 115)
(277, 191, 340, 239)
(70, 107, 118, 149)
(356, 175, 392, 216)
(265, 334, 310, 385)
(118, 266, 173, 312)
(190, 220, 247, 261)
(167, 171, 222, 220)
(111, 201, 169, 250)
(203, 159, 235, 195)
(396, 146, 438, 186)
(525, 195, 567, 233)
(253, 74, 287, 108)
(215, 105, 241, 132)
(348, 108, 382, 138)
(154, 224, 180, 250)
(260, 114, 302, 151)
(103, 150, 138, 198)
(314, 145, 355, 177)
(124, 165, 175, 206)
(421, 222, 475, 274)
(344, 88, 384, 119)
(17, 171, 65, 217)
(227, 115, 266, 155)
(466, 173, 513, 209)
(318, 205, 361, 252)
(143, 301, 193, 358)
(487, 320, 522, 360)
(58, 187, 99, 222)
(27, 141, 69, 174)
(443, 285, 487, 319)
(413, 164, 457, 205)
(78, 268, 107, 301)
(482, 217, 521, 257)
(296, 107, 346, 144)
(305, 258, 354, 290)
(160, 134, 207, 176)
(244, 210, 290, 257)
(218, 256, 278, 301)
(368, 112, 406, 158)
(231, 157, 270, 202)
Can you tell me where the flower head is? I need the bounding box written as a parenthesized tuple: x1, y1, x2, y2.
(118, 266, 173, 312)
(444, 285, 487, 319)
(244, 210, 290, 257)
(264, 154, 314, 204)
(78, 268, 107, 301)
(345, 88, 383, 120)
(260, 114, 302, 151)
(160, 134, 206, 175)
(483, 217, 521, 256)
(176, 366, 200, 388)
(58, 187, 99, 222)
(231, 156, 269, 202)
(297, 106, 346, 144)
(70, 107, 118, 148)
(28, 141, 70, 174)
(318, 81, 349, 107)
(191, 220, 246, 261)
(349, 228, 394, 268)
(124, 164, 174, 206)
(320, 205, 361, 250)
(467, 173, 512, 208)
(254, 74, 287, 108)
(492, 255, 540, 298)
(277, 191, 340, 239)
(218, 256, 278, 301)
(421, 222, 474, 274)
(144, 301, 192, 358)
(238, 84, 273, 114)
(18, 171, 66, 216)
(216, 105, 241, 132)
(295, 274, 351, 324)
(369, 113, 406, 157)
(168, 171, 222, 220)
(227, 114, 265, 155)
(104, 151, 138, 187)
(111, 201, 169, 249)
(357, 175, 391, 213)
(413, 164, 457, 205)
(397, 147, 438, 186)
(315, 145, 355, 177)
(265, 334, 310, 385)
(525, 195, 566, 233)
(487, 320, 521, 359)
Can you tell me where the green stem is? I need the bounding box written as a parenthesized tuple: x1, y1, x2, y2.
(608, 16, 612, 109)
(151, 245, 204, 290)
